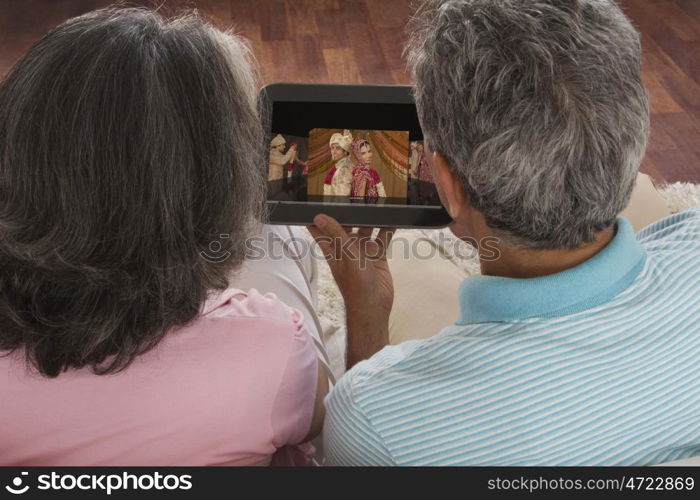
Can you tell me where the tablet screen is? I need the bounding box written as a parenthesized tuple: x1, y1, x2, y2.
(267, 101, 440, 208)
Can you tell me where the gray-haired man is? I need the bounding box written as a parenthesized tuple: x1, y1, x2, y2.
(310, 0, 700, 465)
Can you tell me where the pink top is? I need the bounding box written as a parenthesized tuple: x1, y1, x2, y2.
(0, 288, 318, 466)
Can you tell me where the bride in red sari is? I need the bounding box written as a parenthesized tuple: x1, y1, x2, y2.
(349, 138, 386, 198)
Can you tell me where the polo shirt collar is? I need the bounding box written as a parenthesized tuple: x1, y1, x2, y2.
(457, 217, 646, 324)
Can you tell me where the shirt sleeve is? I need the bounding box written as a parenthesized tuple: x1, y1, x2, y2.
(270, 307, 319, 447)
(322, 371, 395, 466)
(636, 206, 700, 245)
(282, 149, 296, 164)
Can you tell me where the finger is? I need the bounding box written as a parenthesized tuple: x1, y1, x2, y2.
(307, 225, 323, 242)
(313, 214, 351, 246)
(313, 215, 358, 262)
(353, 228, 374, 253)
(357, 227, 394, 262)
(307, 225, 335, 259)
(376, 228, 396, 259)
(346, 228, 360, 245)
(356, 227, 373, 240)
(377, 227, 396, 246)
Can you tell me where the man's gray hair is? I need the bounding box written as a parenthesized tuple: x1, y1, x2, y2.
(407, 0, 650, 249)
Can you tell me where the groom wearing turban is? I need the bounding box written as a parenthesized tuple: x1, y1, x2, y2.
(268, 134, 297, 181)
(323, 130, 354, 196)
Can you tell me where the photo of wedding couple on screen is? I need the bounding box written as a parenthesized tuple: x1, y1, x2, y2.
(306, 129, 409, 201)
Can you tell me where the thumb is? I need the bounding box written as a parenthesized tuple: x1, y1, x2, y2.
(313, 214, 350, 244)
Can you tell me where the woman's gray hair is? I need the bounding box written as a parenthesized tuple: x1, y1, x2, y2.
(0, 7, 266, 377)
(406, 0, 650, 249)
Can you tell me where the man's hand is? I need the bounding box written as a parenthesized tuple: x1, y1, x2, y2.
(308, 214, 395, 368)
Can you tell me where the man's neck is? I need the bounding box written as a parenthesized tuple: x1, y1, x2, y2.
(479, 225, 616, 279)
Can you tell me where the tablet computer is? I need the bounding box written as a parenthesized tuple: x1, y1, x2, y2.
(260, 83, 452, 228)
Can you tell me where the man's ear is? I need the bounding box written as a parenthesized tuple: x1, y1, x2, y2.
(432, 151, 467, 220)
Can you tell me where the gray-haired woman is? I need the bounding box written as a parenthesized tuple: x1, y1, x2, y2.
(0, 7, 328, 466)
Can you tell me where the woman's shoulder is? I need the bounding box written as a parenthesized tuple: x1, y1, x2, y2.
(198, 288, 306, 340)
(369, 168, 382, 182)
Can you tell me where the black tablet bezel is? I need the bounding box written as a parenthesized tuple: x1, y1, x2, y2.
(260, 83, 452, 228)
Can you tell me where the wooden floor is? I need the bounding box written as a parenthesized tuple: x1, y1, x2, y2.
(0, 0, 698, 184)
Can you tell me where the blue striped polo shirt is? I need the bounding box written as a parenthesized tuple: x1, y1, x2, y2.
(323, 207, 700, 465)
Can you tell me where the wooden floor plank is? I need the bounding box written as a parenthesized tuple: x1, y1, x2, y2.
(314, 8, 349, 50)
(323, 47, 362, 83)
(345, 21, 394, 83)
(0, 0, 697, 183)
(285, 0, 319, 36)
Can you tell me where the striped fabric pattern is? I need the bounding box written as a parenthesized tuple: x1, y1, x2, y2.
(323, 207, 700, 466)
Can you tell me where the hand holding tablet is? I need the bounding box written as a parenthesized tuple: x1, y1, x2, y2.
(307, 213, 395, 367)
